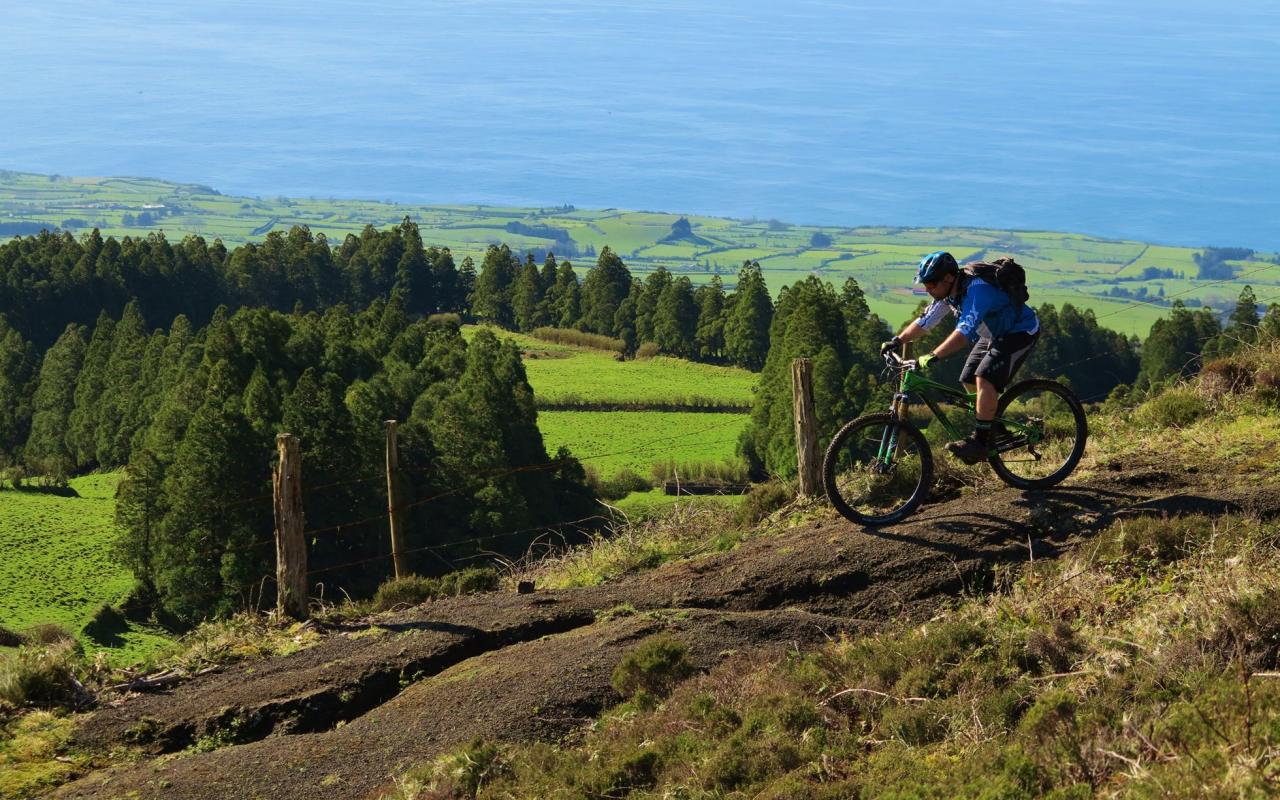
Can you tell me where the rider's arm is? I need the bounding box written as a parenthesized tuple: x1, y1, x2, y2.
(897, 300, 949, 342)
(896, 320, 928, 343)
(928, 329, 970, 360)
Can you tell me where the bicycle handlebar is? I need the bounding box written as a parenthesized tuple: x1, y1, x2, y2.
(883, 349, 920, 372)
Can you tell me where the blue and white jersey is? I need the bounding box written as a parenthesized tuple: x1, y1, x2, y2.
(916, 275, 1039, 342)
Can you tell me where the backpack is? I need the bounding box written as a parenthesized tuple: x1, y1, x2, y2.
(964, 257, 1029, 307)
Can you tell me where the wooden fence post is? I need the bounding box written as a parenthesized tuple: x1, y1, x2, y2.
(792, 358, 820, 497)
(273, 433, 308, 620)
(385, 420, 408, 579)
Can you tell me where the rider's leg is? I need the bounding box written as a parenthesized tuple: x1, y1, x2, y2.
(973, 376, 999, 444)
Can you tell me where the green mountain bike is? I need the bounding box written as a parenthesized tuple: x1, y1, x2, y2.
(822, 349, 1088, 525)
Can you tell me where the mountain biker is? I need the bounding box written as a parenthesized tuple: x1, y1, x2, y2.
(880, 251, 1040, 464)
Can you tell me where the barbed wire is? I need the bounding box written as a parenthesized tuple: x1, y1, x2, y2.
(304, 513, 610, 578)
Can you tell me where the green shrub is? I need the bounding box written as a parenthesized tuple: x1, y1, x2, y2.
(373, 575, 442, 611)
(438, 567, 500, 596)
(426, 312, 461, 328)
(0, 642, 83, 708)
(1212, 588, 1280, 672)
(635, 341, 660, 359)
(1133, 386, 1208, 428)
(373, 568, 501, 612)
(597, 468, 653, 500)
(0, 626, 24, 648)
(734, 480, 792, 526)
(585, 749, 660, 796)
(1199, 356, 1254, 398)
(612, 636, 695, 702)
(1103, 514, 1215, 566)
(22, 624, 75, 647)
(435, 732, 504, 793)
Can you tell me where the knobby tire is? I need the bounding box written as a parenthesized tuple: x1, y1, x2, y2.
(822, 413, 934, 526)
(988, 379, 1088, 490)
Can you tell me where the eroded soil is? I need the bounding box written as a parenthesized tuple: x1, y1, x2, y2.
(52, 459, 1280, 799)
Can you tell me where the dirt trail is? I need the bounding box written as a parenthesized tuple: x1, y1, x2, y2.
(54, 464, 1279, 800)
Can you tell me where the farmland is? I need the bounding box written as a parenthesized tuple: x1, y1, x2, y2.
(464, 326, 756, 408)
(5, 171, 1278, 338)
(0, 474, 173, 665)
(537, 411, 748, 480)
(462, 326, 755, 483)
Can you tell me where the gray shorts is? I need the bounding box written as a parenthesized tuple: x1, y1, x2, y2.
(959, 331, 1039, 392)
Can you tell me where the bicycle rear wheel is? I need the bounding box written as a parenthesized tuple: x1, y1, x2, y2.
(822, 413, 933, 525)
(988, 379, 1088, 489)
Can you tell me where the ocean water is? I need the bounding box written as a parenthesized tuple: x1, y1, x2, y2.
(3, 0, 1277, 248)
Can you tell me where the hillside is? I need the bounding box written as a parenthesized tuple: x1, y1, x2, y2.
(4, 171, 1278, 338)
(11, 343, 1280, 799)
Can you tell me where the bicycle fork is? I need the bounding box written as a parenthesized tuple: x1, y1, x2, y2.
(875, 393, 911, 469)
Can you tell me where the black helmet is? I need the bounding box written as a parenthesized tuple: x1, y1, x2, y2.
(915, 251, 958, 284)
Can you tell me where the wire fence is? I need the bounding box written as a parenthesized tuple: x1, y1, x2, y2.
(140, 406, 752, 617)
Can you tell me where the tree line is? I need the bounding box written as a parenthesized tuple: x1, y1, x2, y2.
(14, 298, 593, 622)
(3, 221, 1269, 622)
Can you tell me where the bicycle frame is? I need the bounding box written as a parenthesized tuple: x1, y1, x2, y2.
(873, 353, 1045, 467)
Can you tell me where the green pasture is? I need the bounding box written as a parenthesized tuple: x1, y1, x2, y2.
(538, 411, 749, 479)
(4, 170, 1277, 342)
(466, 326, 758, 407)
(0, 474, 174, 665)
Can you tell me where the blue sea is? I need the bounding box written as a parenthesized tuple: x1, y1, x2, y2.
(3, 0, 1277, 249)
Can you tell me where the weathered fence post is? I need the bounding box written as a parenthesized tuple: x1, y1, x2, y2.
(792, 358, 820, 497)
(385, 420, 408, 579)
(273, 433, 308, 620)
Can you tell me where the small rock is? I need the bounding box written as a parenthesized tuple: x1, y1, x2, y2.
(516, 580, 536, 594)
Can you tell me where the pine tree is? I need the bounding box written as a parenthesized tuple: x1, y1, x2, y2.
(653, 276, 698, 358)
(723, 261, 773, 371)
(579, 247, 632, 336)
(1204, 285, 1261, 360)
(241, 364, 278, 439)
(94, 301, 148, 466)
(1138, 300, 1221, 388)
(613, 283, 641, 353)
(24, 323, 87, 476)
(744, 277, 856, 477)
(636, 267, 673, 344)
(66, 312, 117, 470)
(547, 260, 581, 328)
(392, 217, 432, 315)
(511, 257, 547, 332)
(0, 315, 38, 465)
(114, 448, 167, 587)
(427, 247, 461, 314)
(152, 359, 266, 621)
(694, 276, 727, 362)
(470, 245, 518, 327)
(457, 256, 477, 317)
(118, 329, 169, 464)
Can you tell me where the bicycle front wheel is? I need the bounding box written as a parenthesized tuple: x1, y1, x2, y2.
(822, 413, 933, 526)
(988, 379, 1088, 489)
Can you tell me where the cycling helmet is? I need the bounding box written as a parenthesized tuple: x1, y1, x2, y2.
(915, 251, 959, 285)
